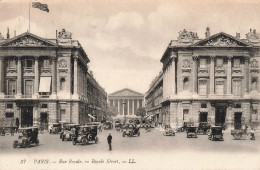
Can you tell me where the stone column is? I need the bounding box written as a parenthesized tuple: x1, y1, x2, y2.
(127, 99, 130, 115)
(51, 55, 57, 99)
(118, 99, 120, 114)
(72, 53, 79, 99)
(0, 57, 4, 97)
(137, 99, 139, 109)
(244, 56, 250, 96)
(33, 56, 39, 98)
(16, 56, 22, 98)
(227, 55, 232, 95)
(210, 55, 215, 95)
(192, 55, 198, 96)
(132, 99, 134, 115)
(171, 55, 177, 97)
(163, 68, 166, 99)
(225, 104, 233, 130)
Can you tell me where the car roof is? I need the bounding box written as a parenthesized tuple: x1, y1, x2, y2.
(53, 123, 61, 125)
(211, 126, 222, 128)
(19, 127, 38, 130)
(67, 124, 80, 126)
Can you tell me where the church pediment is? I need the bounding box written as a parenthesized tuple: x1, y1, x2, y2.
(191, 32, 251, 47)
(109, 88, 143, 97)
(0, 32, 57, 47)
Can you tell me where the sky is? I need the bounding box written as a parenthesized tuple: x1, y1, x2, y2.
(0, 0, 260, 94)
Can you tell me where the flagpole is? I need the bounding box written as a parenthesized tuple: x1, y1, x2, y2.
(29, 2, 30, 33)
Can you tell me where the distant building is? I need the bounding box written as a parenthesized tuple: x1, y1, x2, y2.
(108, 88, 144, 116)
(159, 28, 260, 129)
(0, 29, 107, 129)
(145, 72, 163, 125)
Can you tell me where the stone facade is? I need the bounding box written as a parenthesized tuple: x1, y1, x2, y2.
(108, 88, 144, 116)
(0, 29, 107, 129)
(160, 28, 260, 129)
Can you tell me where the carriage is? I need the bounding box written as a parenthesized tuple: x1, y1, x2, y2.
(13, 127, 39, 148)
(231, 125, 249, 140)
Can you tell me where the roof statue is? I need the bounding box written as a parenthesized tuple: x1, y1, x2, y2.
(178, 29, 198, 44)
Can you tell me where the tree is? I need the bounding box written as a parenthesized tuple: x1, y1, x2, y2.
(107, 105, 118, 118)
(136, 107, 146, 119)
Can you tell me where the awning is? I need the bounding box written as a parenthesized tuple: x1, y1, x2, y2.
(88, 114, 96, 119)
(39, 77, 52, 92)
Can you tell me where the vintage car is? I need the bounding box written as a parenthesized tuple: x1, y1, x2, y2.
(208, 126, 224, 141)
(186, 126, 198, 138)
(49, 123, 62, 134)
(72, 125, 99, 145)
(13, 127, 39, 148)
(0, 126, 5, 136)
(60, 124, 80, 141)
(197, 122, 211, 135)
(215, 122, 227, 130)
(86, 122, 102, 132)
(163, 125, 175, 136)
(177, 122, 194, 132)
(103, 121, 113, 130)
(115, 121, 122, 132)
(122, 123, 140, 137)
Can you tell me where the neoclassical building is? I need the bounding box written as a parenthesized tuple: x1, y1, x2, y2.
(160, 28, 260, 129)
(145, 72, 163, 124)
(108, 88, 144, 116)
(0, 29, 107, 129)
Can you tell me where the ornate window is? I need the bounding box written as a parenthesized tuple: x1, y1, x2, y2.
(5, 112, 14, 118)
(60, 78, 66, 91)
(183, 109, 189, 121)
(252, 77, 258, 91)
(216, 58, 223, 67)
(200, 58, 207, 68)
(7, 80, 16, 95)
(233, 80, 242, 96)
(183, 77, 189, 91)
(215, 81, 224, 95)
(25, 80, 33, 97)
(199, 80, 207, 95)
(8, 59, 16, 68)
(43, 59, 50, 68)
(233, 59, 240, 68)
(25, 59, 33, 68)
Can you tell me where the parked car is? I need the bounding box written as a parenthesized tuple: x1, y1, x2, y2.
(186, 126, 198, 138)
(208, 126, 224, 141)
(60, 124, 80, 141)
(0, 126, 5, 136)
(177, 122, 194, 132)
(103, 121, 113, 130)
(122, 123, 140, 137)
(72, 125, 99, 145)
(86, 122, 102, 132)
(49, 123, 62, 134)
(163, 125, 175, 136)
(115, 120, 122, 132)
(13, 127, 39, 148)
(197, 122, 211, 135)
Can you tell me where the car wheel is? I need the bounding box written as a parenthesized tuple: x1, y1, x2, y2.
(163, 132, 166, 136)
(95, 137, 99, 144)
(129, 132, 133, 137)
(82, 139, 87, 146)
(13, 141, 18, 148)
(62, 136, 65, 141)
(138, 132, 140, 136)
(73, 140, 77, 145)
(36, 139, 39, 145)
(26, 141, 30, 148)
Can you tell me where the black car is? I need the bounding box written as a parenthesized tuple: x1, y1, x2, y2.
(123, 123, 140, 137)
(208, 126, 224, 141)
(72, 125, 99, 145)
(186, 126, 198, 138)
(13, 127, 39, 148)
(197, 122, 211, 135)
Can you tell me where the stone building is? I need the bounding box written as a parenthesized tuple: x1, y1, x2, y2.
(145, 71, 163, 124)
(160, 28, 260, 129)
(108, 88, 144, 116)
(0, 29, 107, 129)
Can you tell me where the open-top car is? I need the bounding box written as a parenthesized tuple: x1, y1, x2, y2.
(60, 124, 80, 141)
(197, 122, 211, 135)
(49, 123, 62, 134)
(208, 126, 224, 141)
(115, 120, 122, 132)
(186, 126, 198, 138)
(86, 122, 102, 132)
(163, 125, 175, 136)
(122, 123, 140, 137)
(72, 125, 99, 145)
(103, 121, 113, 130)
(13, 127, 39, 148)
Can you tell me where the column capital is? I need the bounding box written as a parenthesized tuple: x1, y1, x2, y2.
(34, 56, 39, 60)
(170, 51, 177, 60)
(0, 56, 5, 61)
(192, 55, 199, 60)
(17, 56, 22, 60)
(50, 55, 57, 61)
(244, 55, 250, 60)
(210, 55, 216, 60)
(227, 55, 233, 60)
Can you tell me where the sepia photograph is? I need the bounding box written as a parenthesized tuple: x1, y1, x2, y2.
(0, 0, 260, 169)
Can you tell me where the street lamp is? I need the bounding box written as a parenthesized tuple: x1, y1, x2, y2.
(123, 101, 126, 123)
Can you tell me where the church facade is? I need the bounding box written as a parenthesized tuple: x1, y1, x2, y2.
(108, 88, 144, 116)
(0, 29, 107, 129)
(160, 28, 260, 129)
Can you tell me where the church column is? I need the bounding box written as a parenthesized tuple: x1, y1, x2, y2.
(132, 99, 134, 115)
(33, 56, 39, 98)
(72, 52, 79, 99)
(210, 55, 215, 95)
(127, 99, 130, 115)
(51, 55, 57, 98)
(118, 99, 120, 114)
(17, 56, 22, 98)
(137, 99, 139, 109)
(0, 56, 4, 97)
(192, 55, 198, 95)
(227, 55, 232, 95)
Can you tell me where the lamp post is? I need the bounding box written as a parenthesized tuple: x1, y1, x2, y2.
(123, 101, 126, 124)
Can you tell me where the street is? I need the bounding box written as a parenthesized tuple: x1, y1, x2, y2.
(1, 128, 259, 153)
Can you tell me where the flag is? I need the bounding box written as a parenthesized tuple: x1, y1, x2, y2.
(32, 2, 49, 13)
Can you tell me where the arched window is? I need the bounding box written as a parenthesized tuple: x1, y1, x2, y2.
(183, 77, 189, 91)
(60, 78, 65, 91)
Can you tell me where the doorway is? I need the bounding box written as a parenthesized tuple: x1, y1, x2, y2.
(40, 113, 48, 130)
(199, 112, 208, 122)
(21, 106, 33, 127)
(215, 106, 226, 126)
(234, 112, 242, 129)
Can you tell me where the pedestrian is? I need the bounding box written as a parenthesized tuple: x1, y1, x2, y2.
(250, 128, 255, 140)
(107, 132, 112, 151)
(11, 125, 14, 136)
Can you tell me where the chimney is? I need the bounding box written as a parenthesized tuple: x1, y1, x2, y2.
(236, 33, 240, 39)
(6, 27, 10, 39)
(205, 27, 210, 38)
